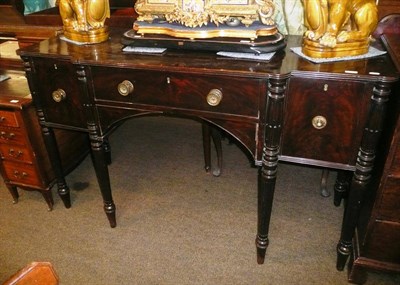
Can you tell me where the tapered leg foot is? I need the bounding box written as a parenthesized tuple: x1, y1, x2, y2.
(7, 185, 19, 204)
(104, 201, 116, 228)
(256, 235, 269, 264)
(58, 186, 71, 208)
(336, 241, 352, 271)
(41, 191, 54, 211)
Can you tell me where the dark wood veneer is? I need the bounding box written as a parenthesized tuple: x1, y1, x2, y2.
(17, 25, 399, 279)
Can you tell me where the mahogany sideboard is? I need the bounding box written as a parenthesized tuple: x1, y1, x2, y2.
(17, 30, 399, 271)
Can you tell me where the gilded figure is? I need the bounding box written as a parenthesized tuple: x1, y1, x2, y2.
(302, 0, 378, 57)
(59, 0, 111, 43)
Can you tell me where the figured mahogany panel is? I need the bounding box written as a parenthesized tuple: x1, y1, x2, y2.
(33, 59, 87, 129)
(280, 76, 370, 166)
(91, 67, 261, 119)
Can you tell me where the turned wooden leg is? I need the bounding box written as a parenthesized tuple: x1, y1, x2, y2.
(41, 190, 54, 211)
(337, 81, 391, 271)
(42, 126, 71, 208)
(7, 185, 19, 204)
(334, 170, 351, 206)
(90, 136, 116, 228)
(320, 168, 330, 197)
(256, 76, 287, 264)
(103, 138, 112, 165)
(202, 123, 211, 173)
(256, 162, 277, 264)
(202, 123, 223, 177)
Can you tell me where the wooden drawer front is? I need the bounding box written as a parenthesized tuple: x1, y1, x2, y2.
(91, 67, 261, 117)
(377, 177, 400, 221)
(0, 111, 19, 127)
(33, 59, 87, 128)
(281, 77, 369, 165)
(0, 128, 25, 145)
(0, 144, 33, 163)
(2, 161, 41, 186)
(363, 220, 400, 264)
(390, 143, 400, 176)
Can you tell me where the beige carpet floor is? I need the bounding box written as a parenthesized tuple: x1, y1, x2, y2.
(0, 116, 399, 284)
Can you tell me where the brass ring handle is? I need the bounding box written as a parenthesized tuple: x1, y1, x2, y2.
(312, 115, 327, 129)
(118, 80, 134, 96)
(9, 149, 23, 158)
(0, 132, 15, 140)
(13, 170, 28, 179)
(206, 89, 223, 106)
(52, 89, 66, 102)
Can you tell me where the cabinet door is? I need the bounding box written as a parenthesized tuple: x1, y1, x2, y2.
(32, 59, 88, 129)
(281, 76, 370, 166)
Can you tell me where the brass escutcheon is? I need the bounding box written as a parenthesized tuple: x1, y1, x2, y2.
(312, 115, 327, 129)
(206, 89, 223, 106)
(52, 89, 66, 102)
(118, 80, 134, 96)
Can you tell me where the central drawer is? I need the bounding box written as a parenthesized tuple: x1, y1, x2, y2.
(91, 67, 261, 118)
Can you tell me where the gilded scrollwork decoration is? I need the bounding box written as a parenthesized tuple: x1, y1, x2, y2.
(133, 0, 279, 39)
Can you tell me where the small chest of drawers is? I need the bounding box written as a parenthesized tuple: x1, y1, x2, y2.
(0, 69, 89, 210)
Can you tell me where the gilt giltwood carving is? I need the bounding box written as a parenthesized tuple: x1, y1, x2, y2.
(133, 0, 278, 39)
(59, 0, 111, 44)
(302, 0, 378, 58)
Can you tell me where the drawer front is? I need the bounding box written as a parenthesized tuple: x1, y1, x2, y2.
(2, 161, 41, 186)
(0, 128, 25, 145)
(363, 220, 400, 264)
(0, 144, 33, 163)
(281, 76, 369, 165)
(32, 59, 87, 128)
(0, 111, 19, 128)
(377, 177, 400, 221)
(91, 67, 261, 117)
(390, 142, 400, 176)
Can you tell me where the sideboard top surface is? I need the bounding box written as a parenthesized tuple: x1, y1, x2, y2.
(17, 29, 399, 81)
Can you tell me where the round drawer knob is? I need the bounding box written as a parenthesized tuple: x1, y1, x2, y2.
(52, 89, 66, 102)
(312, 115, 327, 129)
(118, 80, 134, 96)
(206, 89, 223, 106)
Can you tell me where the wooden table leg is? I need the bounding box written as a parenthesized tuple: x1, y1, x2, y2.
(42, 125, 71, 208)
(90, 135, 116, 228)
(336, 81, 392, 271)
(256, 152, 278, 264)
(334, 170, 351, 206)
(256, 76, 287, 264)
(202, 122, 223, 177)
